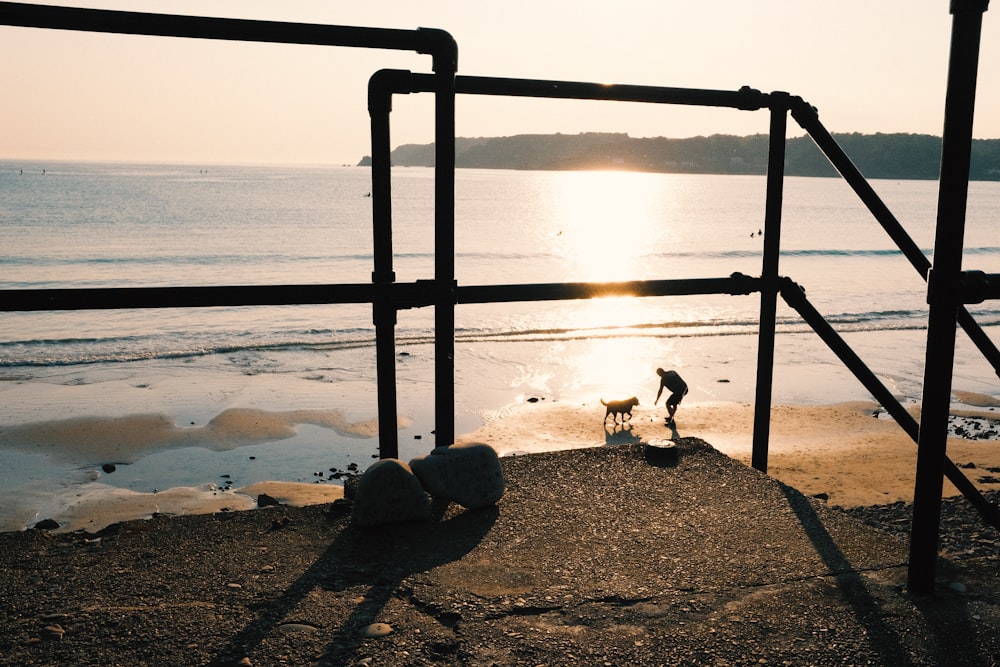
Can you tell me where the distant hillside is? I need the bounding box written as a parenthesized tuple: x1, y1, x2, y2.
(358, 132, 1000, 181)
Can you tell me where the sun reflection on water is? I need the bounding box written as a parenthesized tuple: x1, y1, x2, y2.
(548, 170, 671, 282)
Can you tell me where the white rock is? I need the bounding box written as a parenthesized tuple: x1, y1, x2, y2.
(360, 622, 393, 638)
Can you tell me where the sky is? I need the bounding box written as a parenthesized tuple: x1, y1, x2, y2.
(1, 1, 998, 165)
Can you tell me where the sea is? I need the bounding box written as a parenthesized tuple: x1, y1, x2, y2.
(2, 160, 1000, 527)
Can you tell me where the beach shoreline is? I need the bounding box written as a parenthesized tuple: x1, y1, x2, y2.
(3, 396, 999, 534)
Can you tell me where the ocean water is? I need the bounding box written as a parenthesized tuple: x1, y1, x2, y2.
(2, 160, 1000, 524)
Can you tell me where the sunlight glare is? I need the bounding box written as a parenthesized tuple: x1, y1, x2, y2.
(549, 171, 667, 282)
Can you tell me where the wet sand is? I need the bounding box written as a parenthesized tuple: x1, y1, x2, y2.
(2, 396, 1000, 533)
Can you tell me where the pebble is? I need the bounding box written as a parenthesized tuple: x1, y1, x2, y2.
(40, 624, 65, 641)
(226, 582, 242, 589)
(257, 493, 281, 508)
(360, 622, 392, 638)
(948, 581, 968, 593)
(277, 623, 319, 633)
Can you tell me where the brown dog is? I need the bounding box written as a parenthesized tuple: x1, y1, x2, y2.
(601, 396, 639, 423)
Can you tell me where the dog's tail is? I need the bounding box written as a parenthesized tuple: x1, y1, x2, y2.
(600, 398, 607, 406)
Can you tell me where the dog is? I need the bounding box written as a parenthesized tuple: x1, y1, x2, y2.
(601, 396, 639, 423)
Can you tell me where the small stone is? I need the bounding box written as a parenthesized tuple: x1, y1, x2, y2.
(277, 623, 319, 633)
(269, 516, 291, 530)
(360, 622, 392, 638)
(40, 624, 64, 641)
(409, 442, 504, 509)
(101, 463, 116, 473)
(257, 493, 281, 508)
(226, 582, 242, 589)
(32, 519, 60, 531)
(235, 658, 253, 666)
(343, 476, 360, 500)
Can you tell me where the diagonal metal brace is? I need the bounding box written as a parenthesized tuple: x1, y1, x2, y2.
(779, 277, 1000, 530)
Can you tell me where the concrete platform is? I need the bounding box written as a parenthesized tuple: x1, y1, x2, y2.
(1, 439, 997, 665)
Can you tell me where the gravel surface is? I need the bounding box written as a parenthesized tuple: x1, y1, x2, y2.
(838, 489, 1000, 561)
(1, 440, 997, 666)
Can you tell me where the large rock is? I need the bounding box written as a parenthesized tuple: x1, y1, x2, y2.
(351, 459, 431, 527)
(409, 442, 504, 509)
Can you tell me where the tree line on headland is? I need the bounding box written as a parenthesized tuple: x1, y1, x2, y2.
(358, 132, 1000, 181)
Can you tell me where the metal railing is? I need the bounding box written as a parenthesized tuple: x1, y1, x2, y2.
(0, 1, 993, 594)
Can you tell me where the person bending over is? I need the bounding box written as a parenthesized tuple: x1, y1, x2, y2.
(654, 368, 688, 426)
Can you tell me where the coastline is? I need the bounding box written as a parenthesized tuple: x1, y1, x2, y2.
(3, 396, 999, 534)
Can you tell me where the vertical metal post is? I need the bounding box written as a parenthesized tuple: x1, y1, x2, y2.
(429, 33, 458, 448)
(369, 71, 401, 459)
(908, 0, 988, 594)
(751, 95, 789, 472)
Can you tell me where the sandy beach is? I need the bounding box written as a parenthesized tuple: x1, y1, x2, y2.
(3, 392, 999, 534)
(460, 398, 1000, 509)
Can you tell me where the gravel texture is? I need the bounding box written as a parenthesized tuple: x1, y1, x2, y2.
(838, 489, 1000, 561)
(0, 439, 997, 666)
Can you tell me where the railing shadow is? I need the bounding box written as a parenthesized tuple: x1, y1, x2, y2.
(210, 501, 498, 666)
(780, 484, 910, 663)
(780, 484, 988, 665)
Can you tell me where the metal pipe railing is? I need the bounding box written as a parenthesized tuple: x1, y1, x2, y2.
(4, 1, 996, 595)
(365, 70, 774, 455)
(909, 0, 990, 595)
(751, 95, 791, 472)
(456, 275, 761, 304)
(0, 2, 454, 54)
(0, 276, 762, 313)
(0, 283, 417, 311)
(779, 278, 1000, 532)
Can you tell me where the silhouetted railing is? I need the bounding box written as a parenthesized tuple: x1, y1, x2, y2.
(0, 1, 993, 594)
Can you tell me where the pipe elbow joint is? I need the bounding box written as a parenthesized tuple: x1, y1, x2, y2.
(416, 27, 458, 73)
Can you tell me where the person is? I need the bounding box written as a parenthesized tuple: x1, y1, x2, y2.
(654, 368, 688, 426)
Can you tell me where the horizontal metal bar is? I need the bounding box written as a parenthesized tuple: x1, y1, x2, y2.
(0, 275, 761, 312)
(456, 275, 761, 304)
(395, 72, 768, 110)
(0, 2, 453, 56)
(0, 283, 422, 312)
